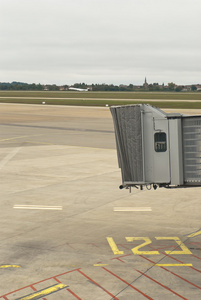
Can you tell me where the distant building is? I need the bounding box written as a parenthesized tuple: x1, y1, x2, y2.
(196, 84, 201, 91)
(143, 77, 149, 89)
(59, 86, 68, 91)
(181, 85, 191, 92)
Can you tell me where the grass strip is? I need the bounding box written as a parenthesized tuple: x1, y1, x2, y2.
(1, 98, 201, 109)
(0, 91, 201, 100)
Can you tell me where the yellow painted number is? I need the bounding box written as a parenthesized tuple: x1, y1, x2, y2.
(107, 236, 192, 256)
(155, 237, 192, 255)
(125, 237, 160, 255)
(106, 237, 124, 255)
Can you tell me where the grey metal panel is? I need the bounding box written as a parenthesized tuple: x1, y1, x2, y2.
(183, 117, 201, 184)
(110, 105, 143, 183)
(168, 119, 183, 185)
(143, 111, 154, 182)
(152, 118, 170, 183)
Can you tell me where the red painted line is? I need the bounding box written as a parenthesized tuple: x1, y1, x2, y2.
(31, 284, 47, 299)
(53, 277, 81, 299)
(53, 277, 62, 283)
(148, 244, 175, 251)
(2, 297, 8, 300)
(188, 242, 201, 246)
(0, 268, 80, 298)
(111, 254, 132, 260)
(161, 252, 201, 274)
(140, 256, 201, 290)
(116, 258, 125, 263)
(102, 267, 153, 300)
(155, 245, 175, 250)
(53, 277, 82, 299)
(67, 288, 82, 299)
(30, 285, 37, 291)
(78, 269, 119, 300)
(68, 243, 76, 249)
(192, 254, 201, 261)
(136, 269, 188, 300)
(90, 243, 99, 248)
(119, 244, 130, 250)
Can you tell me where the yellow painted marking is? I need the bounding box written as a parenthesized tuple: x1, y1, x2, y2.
(94, 264, 109, 266)
(0, 265, 20, 268)
(17, 283, 68, 300)
(155, 237, 192, 255)
(156, 264, 193, 267)
(187, 231, 201, 238)
(106, 237, 124, 255)
(126, 237, 160, 255)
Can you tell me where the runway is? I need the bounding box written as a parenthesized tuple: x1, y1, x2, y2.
(0, 104, 201, 299)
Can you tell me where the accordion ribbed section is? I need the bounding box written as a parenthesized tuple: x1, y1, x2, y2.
(110, 105, 143, 183)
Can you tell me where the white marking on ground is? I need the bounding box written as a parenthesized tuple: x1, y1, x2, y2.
(0, 147, 22, 170)
(113, 207, 152, 212)
(13, 205, 63, 210)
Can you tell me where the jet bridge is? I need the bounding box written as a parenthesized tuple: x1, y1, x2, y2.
(110, 104, 201, 190)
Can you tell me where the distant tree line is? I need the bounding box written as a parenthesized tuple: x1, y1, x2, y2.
(76, 83, 200, 92)
(0, 81, 200, 92)
(0, 82, 45, 90)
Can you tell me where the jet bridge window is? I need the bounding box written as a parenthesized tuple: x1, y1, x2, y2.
(154, 132, 167, 152)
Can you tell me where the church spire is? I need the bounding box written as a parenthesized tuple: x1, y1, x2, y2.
(143, 77, 148, 89)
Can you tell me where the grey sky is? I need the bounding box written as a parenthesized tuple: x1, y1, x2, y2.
(1, 0, 201, 85)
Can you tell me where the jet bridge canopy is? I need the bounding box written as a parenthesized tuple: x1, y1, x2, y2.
(110, 104, 201, 190)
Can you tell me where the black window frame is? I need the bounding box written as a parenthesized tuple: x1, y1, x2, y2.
(154, 132, 167, 152)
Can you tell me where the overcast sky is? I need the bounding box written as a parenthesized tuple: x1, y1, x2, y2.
(0, 0, 201, 86)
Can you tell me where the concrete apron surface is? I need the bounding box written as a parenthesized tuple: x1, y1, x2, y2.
(0, 104, 201, 299)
